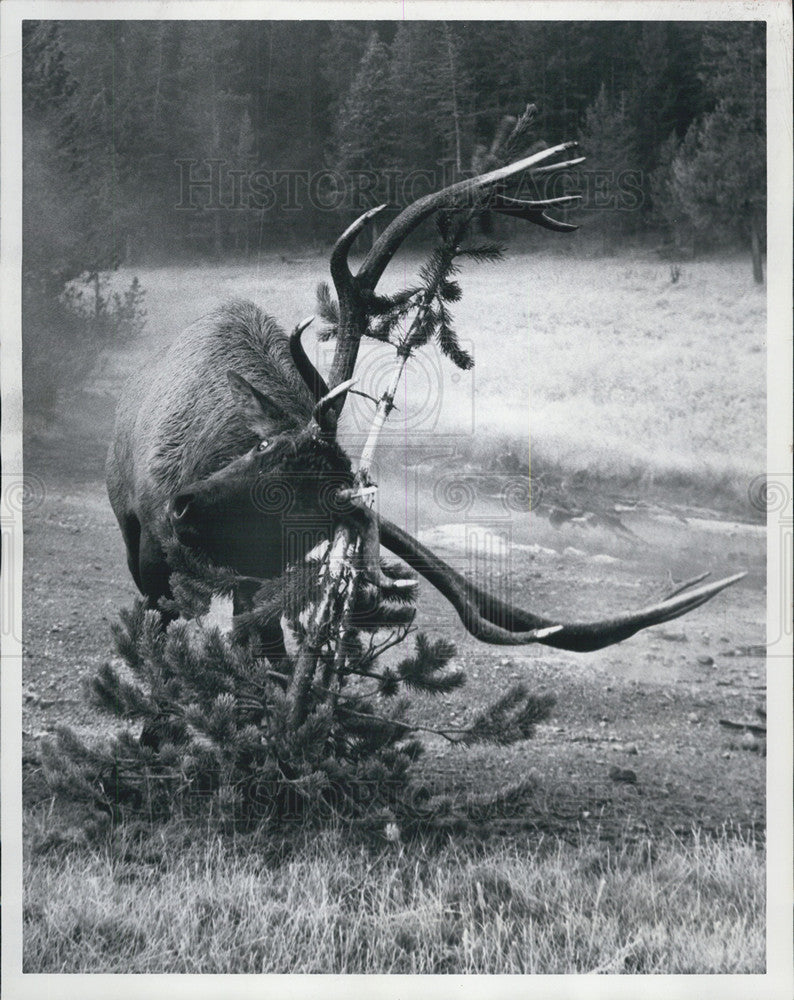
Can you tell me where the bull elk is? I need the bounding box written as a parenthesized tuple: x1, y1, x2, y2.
(106, 142, 744, 664)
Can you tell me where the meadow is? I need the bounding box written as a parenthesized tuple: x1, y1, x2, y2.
(94, 248, 766, 507)
(24, 824, 763, 974)
(21, 248, 767, 974)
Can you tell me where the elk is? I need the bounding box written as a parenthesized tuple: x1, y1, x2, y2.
(106, 142, 744, 665)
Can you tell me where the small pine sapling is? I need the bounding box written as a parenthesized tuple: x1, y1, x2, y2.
(44, 167, 558, 839)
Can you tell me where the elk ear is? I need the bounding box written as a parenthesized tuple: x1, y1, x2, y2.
(227, 371, 288, 436)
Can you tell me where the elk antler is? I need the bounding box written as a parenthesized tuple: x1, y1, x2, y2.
(326, 142, 583, 411)
(309, 378, 357, 435)
(378, 516, 746, 651)
(290, 316, 328, 401)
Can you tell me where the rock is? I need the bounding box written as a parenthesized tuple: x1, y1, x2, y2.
(741, 732, 760, 751)
(592, 553, 620, 565)
(625, 744, 639, 755)
(688, 712, 700, 724)
(697, 655, 715, 666)
(514, 542, 557, 558)
(609, 766, 638, 784)
(722, 751, 732, 759)
(660, 631, 688, 643)
(563, 546, 586, 559)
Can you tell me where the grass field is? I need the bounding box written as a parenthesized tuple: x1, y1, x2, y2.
(21, 249, 767, 975)
(24, 823, 763, 974)
(94, 249, 765, 509)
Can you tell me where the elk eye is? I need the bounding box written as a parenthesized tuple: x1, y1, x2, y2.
(257, 439, 270, 452)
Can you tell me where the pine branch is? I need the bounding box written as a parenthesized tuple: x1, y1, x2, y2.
(459, 685, 555, 746)
(315, 281, 339, 340)
(87, 661, 151, 718)
(434, 299, 473, 370)
(457, 243, 506, 263)
(395, 632, 465, 694)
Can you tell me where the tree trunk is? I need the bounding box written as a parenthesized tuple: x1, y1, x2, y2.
(750, 216, 763, 285)
(443, 23, 463, 173)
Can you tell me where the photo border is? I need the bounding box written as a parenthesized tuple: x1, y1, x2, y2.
(2, 3, 791, 997)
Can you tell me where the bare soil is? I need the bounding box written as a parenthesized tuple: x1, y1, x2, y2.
(21, 389, 766, 846)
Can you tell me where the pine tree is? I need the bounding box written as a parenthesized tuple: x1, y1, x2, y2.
(43, 219, 557, 841)
(328, 32, 396, 226)
(650, 23, 766, 281)
(43, 564, 552, 837)
(578, 84, 641, 250)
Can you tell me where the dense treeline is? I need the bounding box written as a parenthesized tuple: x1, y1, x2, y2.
(23, 19, 765, 270)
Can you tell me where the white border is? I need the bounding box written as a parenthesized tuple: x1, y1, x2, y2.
(2, 3, 792, 998)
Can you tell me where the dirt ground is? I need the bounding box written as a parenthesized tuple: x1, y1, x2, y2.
(21, 389, 766, 845)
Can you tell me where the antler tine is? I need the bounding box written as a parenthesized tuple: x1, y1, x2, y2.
(310, 378, 357, 433)
(357, 141, 581, 290)
(661, 571, 711, 601)
(497, 194, 582, 210)
(528, 214, 580, 234)
(490, 195, 582, 232)
(530, 155, 586, 176)
(289, 316, 329, 402)
(330, 204, 389, 296)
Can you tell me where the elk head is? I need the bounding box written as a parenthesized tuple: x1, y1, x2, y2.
(169, 338, 356, 578)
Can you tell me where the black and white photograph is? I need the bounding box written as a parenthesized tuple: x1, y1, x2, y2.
(1, 1, 791, 993)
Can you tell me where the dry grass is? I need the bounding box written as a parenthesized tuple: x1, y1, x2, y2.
(98, 250, 764, 509)
(24, 824, 764, 974)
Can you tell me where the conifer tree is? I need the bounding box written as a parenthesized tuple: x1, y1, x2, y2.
(578, 84, 641, 250)
(328, 32, 396, 226)
(654, 23, 766, 281)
